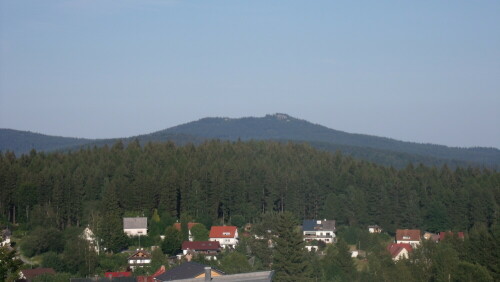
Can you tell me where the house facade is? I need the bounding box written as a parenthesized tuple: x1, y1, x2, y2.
(182, 241, 221, 260)
(0, 228, 11, 247)
(302, 219, 336, 244)
(395, 229, 421, 248)
(368, 225, 382, 233)
(387, 243, 413, 261)
(123, 217, 148, 237)
(209, 226, 239, 249)
(128, 250, 152, 270)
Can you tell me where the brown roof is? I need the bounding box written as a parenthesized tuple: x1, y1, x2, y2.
(128, 249, 151, 259)
(209, 226, 237, 238)
(173, 222, 199, 231)
(21, 268, 55, 279)
(439, 231, 465, 241)
(182, 241, 221, 251)
(396, 229, 421, 241)
(387, 243, 413, 258)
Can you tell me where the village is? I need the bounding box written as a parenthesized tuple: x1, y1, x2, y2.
(1, 216, 466, 282)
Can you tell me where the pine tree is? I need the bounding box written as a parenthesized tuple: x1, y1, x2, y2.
(272, 212, 312, 282)
(98, 179, 128, 253)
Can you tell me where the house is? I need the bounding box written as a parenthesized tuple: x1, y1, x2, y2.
(128, 249, 152, 270)
(0, 228, 11, 247)
(81, 226, 99, 253)
(395, 229, 421, 248)
(368, 225, 382, 233)
(173, 222, 199, 242)
(387, 243, 413, 261)
(439, 231, 465, 241)
(302, 219, 336, 244)
(19, 268, 55, 281)
(423, 231, 440, 242)
(209, 226, 239, 249)
(123, 217, 148, 237)
(182, 241, 221, 260)
(153, 262, 224, 281)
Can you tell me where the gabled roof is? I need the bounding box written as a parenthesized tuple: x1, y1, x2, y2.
(396, 229, 421, 241)
(209, 226, 237, 238)
(128, 249, 152, 260)
(173, 222, 199, 231)
(123, 217, 148, 229)
(387, 243, 413, 258)
(182, 241, 221, 251)
(154, 262, 224, 281)
(302, 219, 336, 232)
(20, 268, 55, 279)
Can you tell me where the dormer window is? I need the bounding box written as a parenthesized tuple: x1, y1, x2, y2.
(223, 232, 230, 236)
(403, 236, 410, 240)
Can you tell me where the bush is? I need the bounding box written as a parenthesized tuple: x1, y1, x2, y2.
(21, 228, 64, 257)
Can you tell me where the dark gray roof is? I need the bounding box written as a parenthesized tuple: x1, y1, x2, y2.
(302, 219, 336, 232)
(166, 270, 275, 282)
(71, 278, 136, 282)
(123, 217, 147, 229)
(155, 262, 224, 281)
(1, 228, 11, 237)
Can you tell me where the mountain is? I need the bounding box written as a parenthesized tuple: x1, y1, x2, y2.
(1, 114, 499, 168)
(161, 114, 500, 167)
(0, 129, 95, 155)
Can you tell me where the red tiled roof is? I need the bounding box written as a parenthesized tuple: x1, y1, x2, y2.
(439, 231, 465, 241)
(105, 272, 132, 278)
(173, 222, 199, 231)
(387, 243, 413, 258)
(209, 226, 237, 238)
(21, 268, 55, 279)
(182, 241, 221, 251)
(128, 249, 151, 259)
(396, 229, 421, 241)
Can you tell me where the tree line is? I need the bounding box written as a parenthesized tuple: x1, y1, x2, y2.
(0, 139, 499, 279)
(1, 140, 497, 232)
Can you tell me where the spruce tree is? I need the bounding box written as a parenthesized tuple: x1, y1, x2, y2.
(98, 179, 128, 253)
(272, 212, 312, 282)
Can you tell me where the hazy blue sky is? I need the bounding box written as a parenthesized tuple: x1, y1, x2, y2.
(1, 0, 499, 148)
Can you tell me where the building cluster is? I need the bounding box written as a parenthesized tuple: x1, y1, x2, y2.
(387, 229, 465, 261)
(8, 214, 467, 281)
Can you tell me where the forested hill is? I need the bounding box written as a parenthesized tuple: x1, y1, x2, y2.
(0, 129, 95, 154)
(1, 114, 499, 168)
(162, 114, 500, 167)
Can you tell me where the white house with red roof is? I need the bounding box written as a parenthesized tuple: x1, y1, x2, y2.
(395, 229, 421, 248)
(209, 226, 239, 249)
(387, 243, 413, 261)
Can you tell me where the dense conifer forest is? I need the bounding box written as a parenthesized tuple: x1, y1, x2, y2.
(0, 140, 499, 280)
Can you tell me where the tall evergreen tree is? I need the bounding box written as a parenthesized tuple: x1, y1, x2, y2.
(272, 212, 312, 282)
(98, 179, 128, 253)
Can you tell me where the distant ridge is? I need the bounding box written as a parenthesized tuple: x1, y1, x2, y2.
(0, 128, 95, 154)
(1, 113, 499, 168)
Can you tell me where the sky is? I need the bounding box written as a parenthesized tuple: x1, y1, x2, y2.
(1, 0, 499, 148)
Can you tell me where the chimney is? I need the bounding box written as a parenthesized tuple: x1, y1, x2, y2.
(204, 266, 211, 281)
